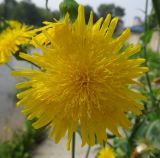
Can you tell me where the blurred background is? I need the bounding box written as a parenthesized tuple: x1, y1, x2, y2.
(0, 0, 160, 158)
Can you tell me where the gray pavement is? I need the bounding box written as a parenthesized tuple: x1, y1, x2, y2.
(32, 135, 98, 158)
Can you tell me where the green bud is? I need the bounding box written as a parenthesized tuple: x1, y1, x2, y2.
(59, 0, 78, 21)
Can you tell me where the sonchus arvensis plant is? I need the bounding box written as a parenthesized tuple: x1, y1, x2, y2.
(12, 5, 148, 150)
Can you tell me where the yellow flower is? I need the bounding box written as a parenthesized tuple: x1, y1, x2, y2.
(12, 5, 148, 150)
(98, 147, 115, 158)
(0, 22, 34, 64)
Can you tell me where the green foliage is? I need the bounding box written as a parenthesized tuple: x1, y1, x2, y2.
(59, 0, 78, 21)
(152, 0, 160, 27)
(148, 0, 160, 29)
(148, 9, 158, 29)
(97, 3, 125, 18)
(0, 120, 47, 158)
(0, 18, 12, 33)
(0, 0, 60, 26)
(145, 49, 160, 79)
(146, 120, 160, 149)
(141, 31, 153, 44)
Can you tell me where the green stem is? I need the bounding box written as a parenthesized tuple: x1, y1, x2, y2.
(6, 63, 15, 71)
(72, 132, 76, 158)
(106, 142, 113, 148)
(157, 31, 160, 53)
(85, 146, 91, 158)
(45, 0, 49, 10)
(143, 0, 156, 106)
(127, 117, 142, 156)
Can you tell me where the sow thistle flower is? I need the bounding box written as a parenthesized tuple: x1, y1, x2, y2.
(97, 147, 115, 158)
(0, 21, 34, 64)
(12, 5, 148, 149)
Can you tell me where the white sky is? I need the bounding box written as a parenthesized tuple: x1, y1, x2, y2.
(0, 0, 152, 26)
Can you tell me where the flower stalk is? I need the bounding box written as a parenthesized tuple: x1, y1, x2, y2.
(6, 63, 15, 71)
(85, 146, 91, 158)
(143, 0, 156, 106)
(72, 132, 76, 158)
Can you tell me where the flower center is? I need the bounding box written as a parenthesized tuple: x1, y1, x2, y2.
(71, 68, 92, 92)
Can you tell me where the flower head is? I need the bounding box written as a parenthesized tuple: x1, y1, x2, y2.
(0, 21, 34, 64)
(98, 147, 115, 158)
(12, 5, 148, 149)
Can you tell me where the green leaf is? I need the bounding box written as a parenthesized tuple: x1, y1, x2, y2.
(141, 31, 153, 44)
(59, 0, 78, 21)
(152, 0, 160, 27)
(146, 120, 160, 149)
